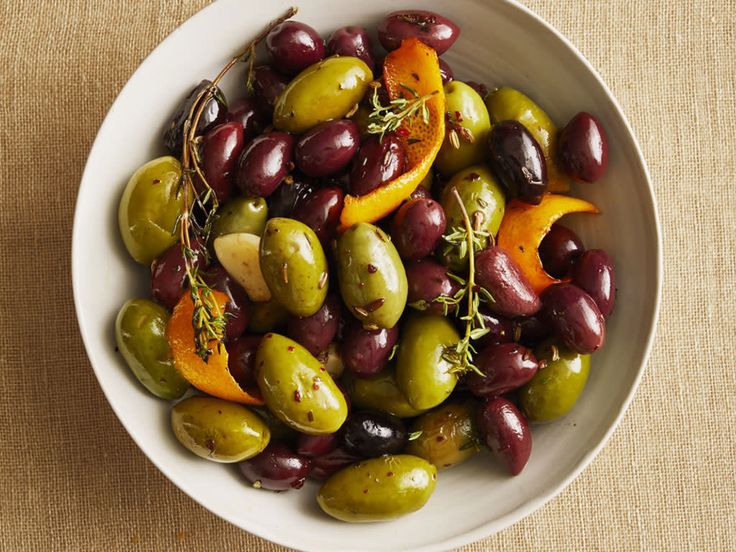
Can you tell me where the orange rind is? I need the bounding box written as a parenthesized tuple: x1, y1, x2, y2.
(167, 291, 263, 405)
(339, 38, 446, 230)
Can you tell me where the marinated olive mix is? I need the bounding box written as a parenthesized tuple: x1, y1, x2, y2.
(116, 7, 615, 523)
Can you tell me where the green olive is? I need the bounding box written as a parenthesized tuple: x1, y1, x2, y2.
(171, 396, 270, 463)
(519, 341, 590, 422)
(406, 401, 480, 470)
(440, 165, 505, 270)
(343, 370, 426, 418)
(211, 196, 268, 241)
(486, 87, 569, 192)
(247, 299, 289, 333)
(336, 223, 407, 329)
(259, 218, 328, 317)
(395, 315, 460, 410)
(317, 455, 437, 522)
(118, 156, 186, 265)
(274, 56, 373, 133)
(435, 81, 491, 176)
(256, 333, 347, 434)
(115, 299, 188, 400)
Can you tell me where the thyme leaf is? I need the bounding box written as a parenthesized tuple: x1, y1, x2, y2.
(366, 81, 439, 142)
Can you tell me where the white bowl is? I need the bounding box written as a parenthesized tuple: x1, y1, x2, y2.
(72, 0, 662, 550)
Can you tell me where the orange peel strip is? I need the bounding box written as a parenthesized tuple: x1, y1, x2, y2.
(167, 291, 263, 405)
(497, 194, 600, 294)
(339, 38, 445, 230)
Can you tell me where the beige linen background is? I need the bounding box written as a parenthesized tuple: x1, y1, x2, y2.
(0, 0, 734, 550)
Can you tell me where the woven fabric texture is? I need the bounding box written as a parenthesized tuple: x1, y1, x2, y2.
(0, 0, 734, 550)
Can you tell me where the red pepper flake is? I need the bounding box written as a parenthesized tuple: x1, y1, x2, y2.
(319, 366, 326, 372)
(307, 411, 314, 422)
(152, 179, 161, 184)
(294, 390, 301, 402)
(397, 127, 410, 138)
(312, 377, 321, 390)
(386, 471, 394, 477)
(436, 435, 445, 443)
(367, 264, 378, 274)
(287, 346, 295, 352)
(363, 489, 369, 494)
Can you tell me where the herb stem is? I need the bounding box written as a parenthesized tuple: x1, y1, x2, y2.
(451, 186, 477, 336)
(366, 82, 438, 141)
(177, 7, 298, 360)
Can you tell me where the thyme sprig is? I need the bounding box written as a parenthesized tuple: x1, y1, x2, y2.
(440, 187, 495, 376)
(366, 82, 439, 141)
(177, 6, 298, 361)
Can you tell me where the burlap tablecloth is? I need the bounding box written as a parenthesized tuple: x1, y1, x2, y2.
(1, 0, 734, 550)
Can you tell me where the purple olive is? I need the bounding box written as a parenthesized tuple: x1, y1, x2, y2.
(558, 112, 609, 183)
(227, 97, 269, 141)
(488, 120, 547, 205)
(408, 185, 432, 201)
(238, 442, 311, 491)
(349, 133, 406, 196)
(295, 119, 360, 177)
(163, 80, 227, 155)
(202, 265, 250, 341)
(200, 121, 245, 203)
(465, 81, 489, 99)
(476, 310, 515, 347)
(378, 11, 460, 55)
(341, 320, 399, 378)
(266, 21, 325, 75)
(310, 446, 360, 480)
(541, 283, 606, 354)
(236, 131, 294, 197)
(391, 198, 446, 260)
(475, 247, 541, 317)
(340, 411, 407, 458)
(226, 334, 261, 392)
(267, 177, 315, 218)
(466, 343, 539, 397)
(515, 315, 552, 347)
(572, 249, 616, 317)
(253, 65, 290, 111)
(296, 433, 338, 459)
(286, 294, 341, 356)
(539, 224, 585, 278)
(327, 26, 376, 71)
(295, 187, 344, 243)
(476, 397, 532, 476)
(405, 258, 460, 315)
(438, 58, 454, 84)
(150, 237, 206, 311)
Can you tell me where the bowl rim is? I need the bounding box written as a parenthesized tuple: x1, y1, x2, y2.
(72, 0, 662, 550)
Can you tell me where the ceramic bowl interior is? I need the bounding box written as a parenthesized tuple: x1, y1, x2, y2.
(72, 0, 661, 550)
